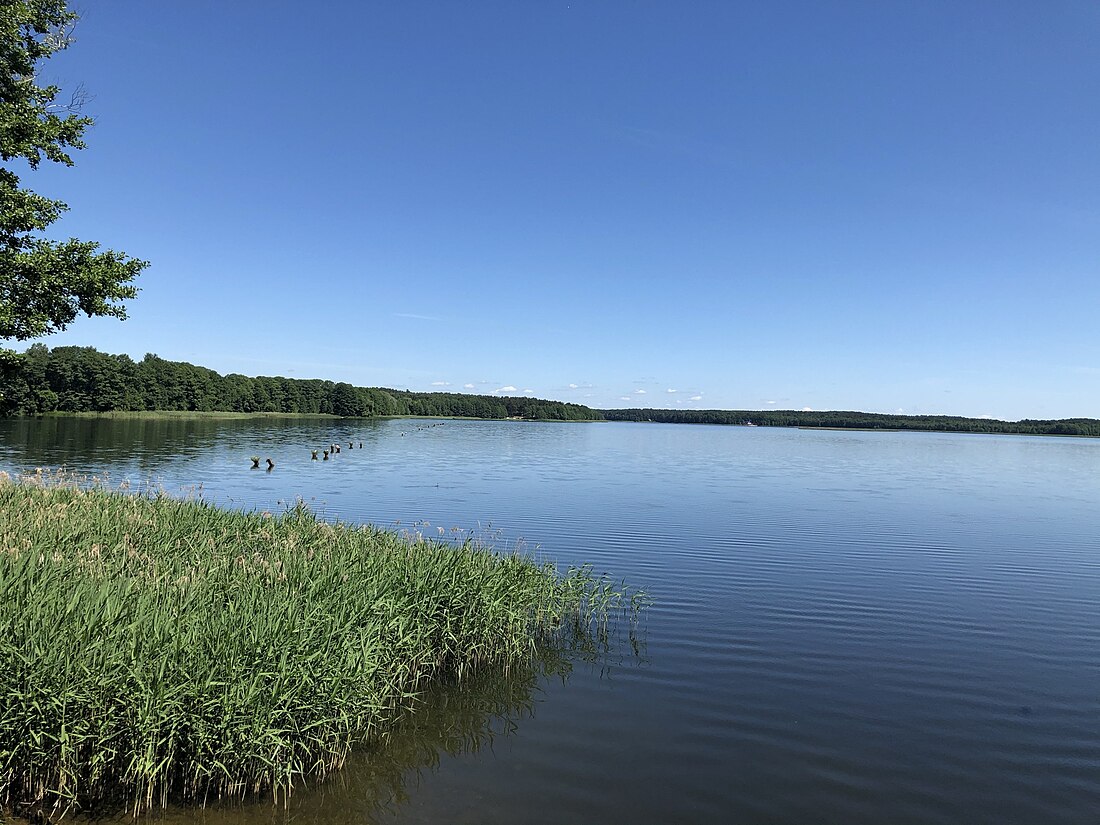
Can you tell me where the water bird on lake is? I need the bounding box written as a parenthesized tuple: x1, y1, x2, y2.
(250, 456, 260, 469)
(323, 450, 329, 460)
(266, 458, 275, 471)
(311, 450, 319, 460)
(349, 442, 354, 449)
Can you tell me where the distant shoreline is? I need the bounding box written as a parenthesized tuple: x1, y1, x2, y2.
(796, 426, 903, 433)
(17, 412, 1095, 439)
(4, 346, 1095, 436)
(603, 409, 1100, 438)
(37, 410, 342, 420)
(4, 346, 600, 422)
(25, 411, 602, 424)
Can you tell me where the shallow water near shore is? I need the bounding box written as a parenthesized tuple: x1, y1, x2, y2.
(2, 417, 1099, 824)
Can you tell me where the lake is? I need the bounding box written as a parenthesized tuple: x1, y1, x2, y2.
(1, 416, 1098, 824)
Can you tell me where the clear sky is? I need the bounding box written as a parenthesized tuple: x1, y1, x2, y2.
(23, 0, 1100, 420)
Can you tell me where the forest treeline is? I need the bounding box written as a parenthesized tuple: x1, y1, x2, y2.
(603, 408, 1100, 437)
(4, 345, 1096, 436)
(0, 345, 602, 421)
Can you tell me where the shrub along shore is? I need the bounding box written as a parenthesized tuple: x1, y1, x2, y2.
(0, 472, 638, 817)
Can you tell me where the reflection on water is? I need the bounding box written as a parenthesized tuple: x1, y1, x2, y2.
(116, 641, 633, 825)
(3, 416, 1100, 825)
(0, 416, 381, 477)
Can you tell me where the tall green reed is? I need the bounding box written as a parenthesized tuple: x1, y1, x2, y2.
(0, 471, 643, 817)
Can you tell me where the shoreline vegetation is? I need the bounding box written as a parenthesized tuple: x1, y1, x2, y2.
(2, 345, 1097, 437)
(40, 410, 346, 420)
(0, 471, 643, 818)
(32, 411, 587, 423)
(0, 346, 600, 422)
(601, 408, 1100, 437)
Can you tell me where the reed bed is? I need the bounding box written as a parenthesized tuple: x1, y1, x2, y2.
(0, 471, 640, 817)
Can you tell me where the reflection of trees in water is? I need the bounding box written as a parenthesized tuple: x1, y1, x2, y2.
(0, 417, 390, 477)
(0, 417, 233, 472)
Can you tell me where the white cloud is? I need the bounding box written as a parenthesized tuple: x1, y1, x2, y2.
(666, 388, 677, 394)
(619, 396, 631, 401)
(568, 383, 578, 389)
(895, 407, 905, 414)
(431, 381, 450, 386)
(463, 383, 475, 389)
(393, 312, 441, 322)
(523, 388, 534, 394)
(495, 385, 518, 393)
(690, 395, 702, 401)
(802, 406, 813, 412)
(634, 389, 647, 395)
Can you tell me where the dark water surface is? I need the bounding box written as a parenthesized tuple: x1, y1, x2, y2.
(2, 417, 1099, 824)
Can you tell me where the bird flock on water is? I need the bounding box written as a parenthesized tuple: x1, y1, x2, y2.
(250, 422, 447, 471)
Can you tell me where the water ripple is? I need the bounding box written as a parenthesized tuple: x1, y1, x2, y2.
(3, 418, 1100, 824)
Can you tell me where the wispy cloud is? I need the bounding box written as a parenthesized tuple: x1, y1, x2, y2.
(522, 388, 534, 394)
(393, 312, 441, 322)
(619, 396, 631, 401)
(802, 407, 814, 412)
(666, 388, 677, 394)
(494, 385, 518, 394)
(690, 395, 703, 401)
(634, 389, 647, 395)
(620, 125, 749, 172)
(431, 381, 450, 386)
(569, 383, 578, 389)
(463, 383, 475, 389)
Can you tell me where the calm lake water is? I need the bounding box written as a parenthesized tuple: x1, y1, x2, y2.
(2, 416, 1099, 824)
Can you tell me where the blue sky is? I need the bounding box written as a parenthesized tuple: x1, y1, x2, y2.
(22, 0, 1100, 420)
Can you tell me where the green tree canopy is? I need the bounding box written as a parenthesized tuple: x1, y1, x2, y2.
(0, 0, 147, 342)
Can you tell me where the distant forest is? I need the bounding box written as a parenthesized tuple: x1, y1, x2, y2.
(0, 346, 602, 421)
(604, 408, 1100, 437)
(3, 346, 1097, 437)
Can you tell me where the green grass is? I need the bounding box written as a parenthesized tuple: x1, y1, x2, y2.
(0, 471, 641, 817)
